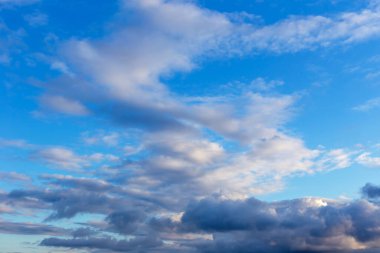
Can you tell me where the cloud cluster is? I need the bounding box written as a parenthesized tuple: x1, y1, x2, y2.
(3, 1, 380, 252)
(12, 185, 379, 253)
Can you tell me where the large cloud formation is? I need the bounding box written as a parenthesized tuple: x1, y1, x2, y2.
(2, 0, 380, 252)
(30, 184, 380, 253)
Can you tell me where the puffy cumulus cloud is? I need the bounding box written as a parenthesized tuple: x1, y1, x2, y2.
(198, 134, 320, 198)
(3, 184, 379, 253)
(362, 183, 380, 200)
(181, 196, 380, 253)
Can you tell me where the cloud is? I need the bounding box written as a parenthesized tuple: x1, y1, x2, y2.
(0, 138, 32, 149)
(362, 183, 380, 200)
(106, 210, 146, 234)
(5, 1, 380, 252)
(249, 78, 284, 91)
(353, 97, 380, 112)
(241, 5, 380, 53)
(0, 220, 67, 236)
(4, 184, 380, 253)
(82, 131, 120, 146)
(39, 95, 90, 116)
(0, 172, 31, 182)
(356, 152, 380, 167)
(31, 147, 119, 170)
(24, 12, 48, 27)
(8, 188, 128, 220)
(40, 235, 163, 252)
(181, 196, 380, 253)
(31, 147, 88, 170)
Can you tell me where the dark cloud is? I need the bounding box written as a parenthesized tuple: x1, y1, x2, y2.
(8, 189, 129, 220)
(106, 210, 146, 234)
(71, 227, 99, 238)
(5, 183, 380, 252)
(361, 183, 380, 200)
(181, 196, 380, 253)
(40, 235, 163, 252)
(0, 221, 68, 236)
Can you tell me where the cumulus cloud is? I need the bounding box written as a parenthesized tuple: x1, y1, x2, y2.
(3, 184, 380, 253)
(181, 196, 380, 253)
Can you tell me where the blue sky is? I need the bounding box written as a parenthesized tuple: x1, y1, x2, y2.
(3, 0, 380, 252)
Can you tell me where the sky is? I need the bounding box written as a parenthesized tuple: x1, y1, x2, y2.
(3, 0, 380, 252)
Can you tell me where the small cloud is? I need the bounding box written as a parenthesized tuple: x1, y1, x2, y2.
(82, 131, 120, 147)
(353, 97, 380, 112)
(39, 95, 90, 116)
(32, 147, 87, 170)
(0, 138, 32, 149)
(0, 172, 31, 182)
(24, 12, 48, 27)
(250, 77, 284, 91)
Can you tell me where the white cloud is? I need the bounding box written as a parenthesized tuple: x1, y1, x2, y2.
(82, 131, 120, 146)
(353, 97, 380, 111)
(34, 0, 380, 199)
(40, 95, 90, 116)
(32, 147, 121, 170)
(0, 138, 32, 149)
(0, 172, 30, 182)
(241, 6, 380, 53)
(356, 152, 380, 167)
(33, 147, 88, 170)
(24, 12, 48, 26)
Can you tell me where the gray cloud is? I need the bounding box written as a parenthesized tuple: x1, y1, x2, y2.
(181, 196, 380, 253)
(362, 183, 380, 200)
(0, 221, 68, 236)
(40, 235, 163, 252)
